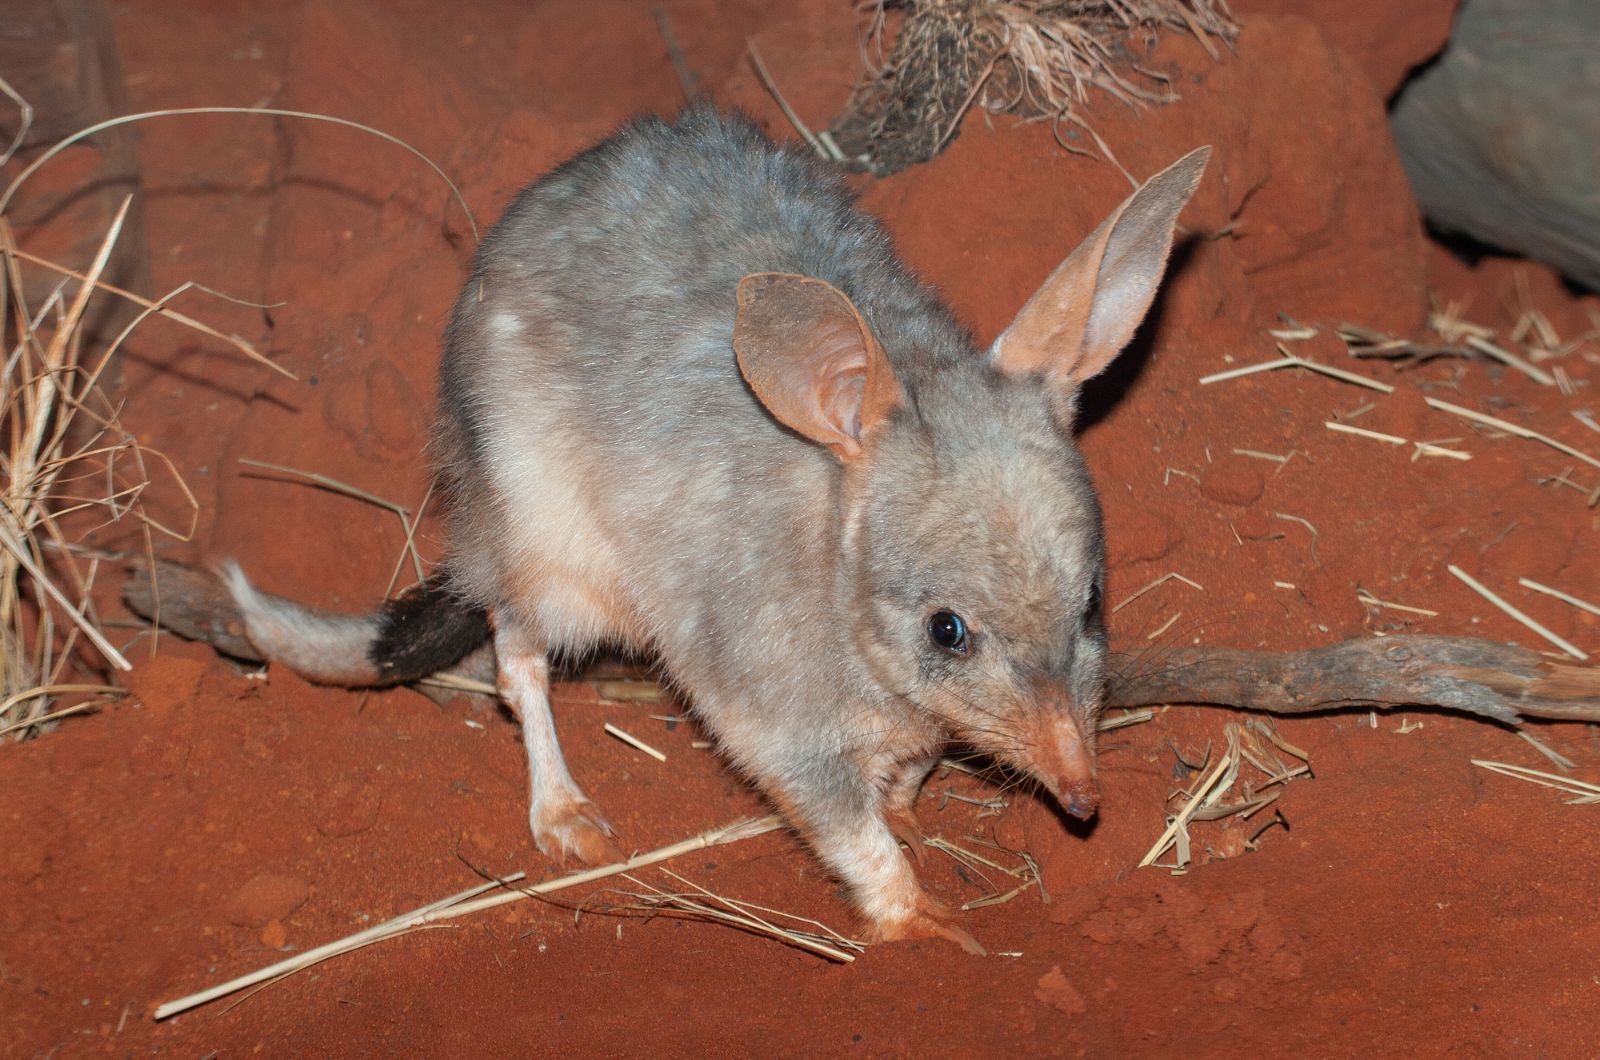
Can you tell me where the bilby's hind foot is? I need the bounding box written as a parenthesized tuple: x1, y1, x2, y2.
(873, 895, 987, 956)
(530, 795, 624, 865)
(493, 617, 623, 865)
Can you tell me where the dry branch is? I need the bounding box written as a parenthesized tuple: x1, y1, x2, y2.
(125, 560, 1599, 726)
(1108, 636, 1600, 725)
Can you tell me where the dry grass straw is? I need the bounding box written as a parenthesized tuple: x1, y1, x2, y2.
(587, 868, 863, 961)
(1323, 420, 1472, 461)
(0, 106, 476, 241)
(1340, 286, 1600, 388)
(603, 721, 667, 762)
(831, 0, 1238, 175)
(923, 833, 1047, 910)
(1355, 589, 1437, 618)
(745, 39, 835, 162)
(236, 457, 427, 594)
(1253, 310, 1600, 480)
(1, 99, 478, 738)
(1097, 707, 1154, 732)
(1515, 729, 1576, 772)
(1472, 760, 1600, 805)
(1446, 565, 1587, 661)
(154, 815, 786, 1019)
(415, 670, 497, 696)
(1202, 348, 1600, 476)
(1112, 570, 1202, 614)
(1140, 718, 1309, 871)
(1518, 577, 1600, 619)
(0, 196, 204, 736)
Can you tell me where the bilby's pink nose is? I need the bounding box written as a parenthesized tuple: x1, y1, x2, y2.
(1063, 783, 1099, 820)
(1023, 713, 1100, 820)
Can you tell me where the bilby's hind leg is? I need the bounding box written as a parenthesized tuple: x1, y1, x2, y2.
(493, 615, 622, 865)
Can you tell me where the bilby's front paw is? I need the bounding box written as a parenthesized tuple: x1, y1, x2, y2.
(530, 797, 624, 866)
(873, 898, 987, 956)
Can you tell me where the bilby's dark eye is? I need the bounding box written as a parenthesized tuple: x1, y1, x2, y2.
(927, 611, 970, 655)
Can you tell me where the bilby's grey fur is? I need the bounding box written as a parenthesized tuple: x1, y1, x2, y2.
(228, 105, 1208, 949)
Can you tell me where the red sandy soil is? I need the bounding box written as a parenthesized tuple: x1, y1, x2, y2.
(8, 0, 1600, 1055)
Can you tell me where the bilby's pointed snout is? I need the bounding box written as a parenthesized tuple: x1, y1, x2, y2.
(1027, 712, 1100, 821)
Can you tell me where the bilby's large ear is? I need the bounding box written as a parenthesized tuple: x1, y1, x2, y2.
(733, 272, 905, 461)
(991, 146, 1211, 394)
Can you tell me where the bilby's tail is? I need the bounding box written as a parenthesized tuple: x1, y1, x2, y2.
(222, 561, 491, 686)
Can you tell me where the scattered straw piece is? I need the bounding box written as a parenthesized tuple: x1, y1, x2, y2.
(1518, 577, 1600, 619)
(1472, 761, 1600, 805)
(1231, 448, 1292, 465)
(1516, 730, 1576, 771)
(0, 520, 131, 672)
(604, 722, 667, 763)
(1272, 512, 1320, 566)
(594, 679, 669, 703)
(603, 869, 862, 961)
(745, 39, 830, 160)
(921, 834, 1042, 910)
(155, 871, 524, 1020)
(1325, 420, 1405, 446)
(415, 672, 496, 696)
(1463, 335, 1556, 387)
(1269, 323, 1318, 342)
(1198, 356, 1296, 386)
(1097, 709, 1154, 733)
(156, 815, 784, 1018)
(1411, 440, 1472, 462)
(1356, 590, 1439, 618)
(937, 789, 1007, 816)
(652, 7, 701, 101)
(1447, 565, 1587, 661)
(1140, 726, 1237, 868)
(238, 458, 426, 586)
(963, 880, 1037, 910)
(1209, 353, 1600, 475)
(0, 74, 32, 168)
(1, 106, 477, 239)
(0, 685, 121, 736)
(1112, 571, 1203, 614)
(1146, 612, 1182, 640)
(1427, 397, 1600, 474)
(1141, 720, 1312, 871)
(12, 249, 286, 377)
(1554, 366, 1576, 397)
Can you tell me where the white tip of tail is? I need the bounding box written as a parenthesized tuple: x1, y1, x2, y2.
(221, 560, 382, 686)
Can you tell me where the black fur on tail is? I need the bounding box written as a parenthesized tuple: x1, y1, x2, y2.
(368, 572, 490, 683)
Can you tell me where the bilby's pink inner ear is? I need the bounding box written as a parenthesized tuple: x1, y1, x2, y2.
(991, 146, 1212, 399)
(733, 272, 905, 461)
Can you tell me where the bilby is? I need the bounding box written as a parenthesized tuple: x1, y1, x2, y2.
(226, 105, 1208, 951)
